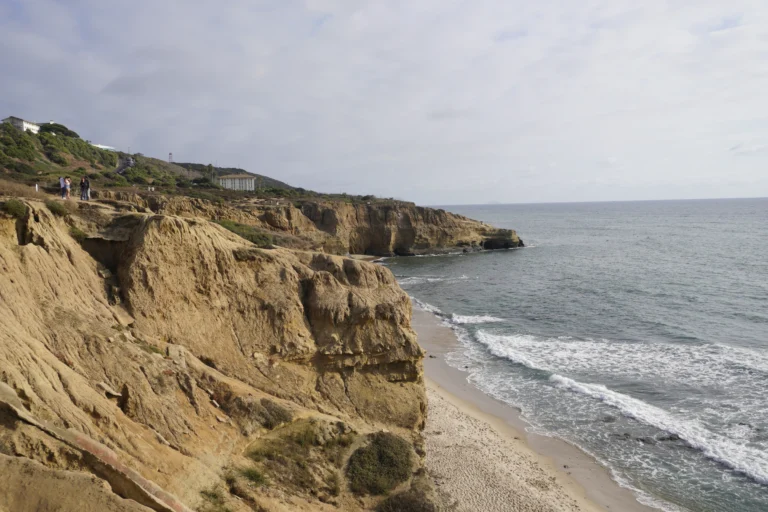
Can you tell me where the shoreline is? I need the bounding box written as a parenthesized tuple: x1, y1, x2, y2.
(414, 308, 657, 512)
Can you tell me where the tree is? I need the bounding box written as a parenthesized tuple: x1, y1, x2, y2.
(38, 123, 80, 138)
(206, 164, 215, 182)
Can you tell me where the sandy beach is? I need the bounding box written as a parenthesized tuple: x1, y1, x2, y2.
(414, 309, 656, 512)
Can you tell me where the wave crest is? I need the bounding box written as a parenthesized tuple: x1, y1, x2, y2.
(449, 314, 505, 325)
(550, 374, 768, 486)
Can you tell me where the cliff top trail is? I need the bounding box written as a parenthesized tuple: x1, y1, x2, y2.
(0, 184, 523, 512)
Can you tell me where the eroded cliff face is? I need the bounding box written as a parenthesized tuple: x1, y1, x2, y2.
(92, 191, 522, 256)
(0, 198, 428, 511)
(297, 201, 521, 256)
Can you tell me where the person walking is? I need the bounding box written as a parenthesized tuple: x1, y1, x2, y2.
(59, 176, 66, 199)
(84, 176, 91, 200)
(80, 177, 88, 200)
(64, 177, 71, 200)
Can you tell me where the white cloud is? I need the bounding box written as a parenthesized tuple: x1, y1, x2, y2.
(1, 0, 768, 204)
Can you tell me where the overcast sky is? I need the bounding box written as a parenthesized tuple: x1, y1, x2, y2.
(2, 1, 767, 204)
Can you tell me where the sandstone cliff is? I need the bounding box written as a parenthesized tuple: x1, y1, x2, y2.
(92, 191, 523, 256)
(0, 197, 430, 511)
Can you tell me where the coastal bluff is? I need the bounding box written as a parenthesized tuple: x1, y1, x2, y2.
(91, 191, 524, 256)
(0, 191, 522, 511)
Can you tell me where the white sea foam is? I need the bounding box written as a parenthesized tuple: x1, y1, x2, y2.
(398, 276, 446, 286)
(397, 275, 471, 288)
(414, 252, 464, 258)
(410, 297, 443, 315)
(472, 331, 768, 418)
(471, 330, 768, 485)
(550, 374, 768, 486)
(449, 314, 506, 324)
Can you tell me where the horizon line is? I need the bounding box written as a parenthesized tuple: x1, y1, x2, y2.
(429, 195, 768, 208)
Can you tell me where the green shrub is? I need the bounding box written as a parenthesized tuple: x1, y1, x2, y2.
(0, 123, 40, 162)
(38, 132, 117, 169)
(104, 175, 129, 187)
(240, 467, 267, 486)
(10, 161, 37, 175)
(48, 151, 68, 166)
(2, 199, 27, 218)
(214, 219, 273, 248)
(69, 226, 87, 242)
(39, 122, 80, 138)
(376, 490, 437, 512)
(188, 190, 224, 203)
(45, 200, 70, 217)
(346, 432, 413, 495)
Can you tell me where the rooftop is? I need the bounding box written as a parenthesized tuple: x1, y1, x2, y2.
(218, 174, 256, 180)
(2, 116, 40, 126)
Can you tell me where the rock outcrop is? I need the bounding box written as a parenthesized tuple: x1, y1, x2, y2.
(0, 197, 428, 511)
(92, 191, 523, 256)
(297, 201, 522, 256)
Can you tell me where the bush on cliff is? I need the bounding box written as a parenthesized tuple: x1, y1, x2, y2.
(0, 123, 39, 162)
(2, 199, 27, 219)
(69, 226, 87, 243)
(346, 432, 413, 495)
(45, 200, 74, 217)
(38, 132, 117, 169)
(214, 219, 273, 248)
(39, 122, 80, 139)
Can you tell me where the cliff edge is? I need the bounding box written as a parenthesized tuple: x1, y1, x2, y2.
(0, 197, 432, 511)
(92, 191, 523, 256)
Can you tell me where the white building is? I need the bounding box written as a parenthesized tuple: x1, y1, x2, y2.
(2, 116, 41, 134)
(90, 143, 117, 151)
(218, 174, 256, 191)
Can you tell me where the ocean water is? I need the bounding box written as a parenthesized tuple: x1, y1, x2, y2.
(384, 199, 768, 512)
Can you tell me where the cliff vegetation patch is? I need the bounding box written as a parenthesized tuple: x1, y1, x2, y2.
(1, 199, 27, 219)
(214, 219, 273, 248)
(376, 489, 437, 512)
(245, 418, 357, 503)
(45, 199, 74, 217)
(346, 432, 413, 495)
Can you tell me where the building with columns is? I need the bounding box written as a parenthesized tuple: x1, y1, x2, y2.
(2, 116, 41, 134)
(218, 174, 257, 191)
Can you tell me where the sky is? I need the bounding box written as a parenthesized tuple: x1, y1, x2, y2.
(2, 0, 768, 205)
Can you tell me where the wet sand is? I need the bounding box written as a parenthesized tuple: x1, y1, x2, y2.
(414, 309, 656, 512)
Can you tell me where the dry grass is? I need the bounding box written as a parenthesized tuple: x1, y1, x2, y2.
(0, 179, 48, 200)
(245, 420, 320, 494)
(198, 486, 234, 512)
(45, 200, 76, 217)
(240, 467, 268, 486)
(376, 489, 437, 512)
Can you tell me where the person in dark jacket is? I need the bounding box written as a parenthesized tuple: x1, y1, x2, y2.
(80, 176, 91, 201)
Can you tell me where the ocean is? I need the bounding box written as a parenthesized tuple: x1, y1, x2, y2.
(384, 198, 768, 512)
